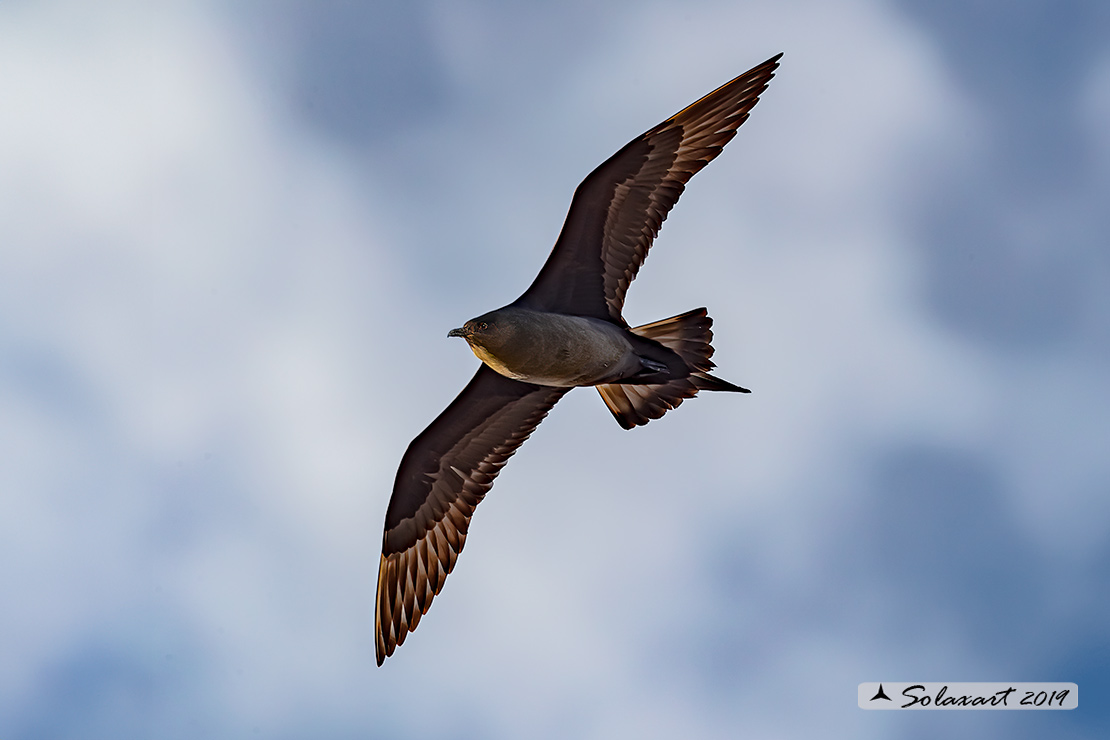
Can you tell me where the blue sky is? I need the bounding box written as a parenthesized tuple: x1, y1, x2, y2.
(2, 1, 1108, 738)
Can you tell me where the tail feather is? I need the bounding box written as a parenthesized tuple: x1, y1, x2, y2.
(597, 308, 748, 429)
(626, 309, 716, 372)
(691, 371, 749, 394)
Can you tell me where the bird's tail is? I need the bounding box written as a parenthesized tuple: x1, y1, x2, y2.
(596, 307, 749, 429)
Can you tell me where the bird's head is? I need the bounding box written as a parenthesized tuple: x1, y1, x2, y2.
(448, 309, 524, 362)
(449, 311, 503, 346)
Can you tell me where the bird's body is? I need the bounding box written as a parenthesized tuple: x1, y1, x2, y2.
(451, 307, 674, 387)
(375, 54, 783, 664)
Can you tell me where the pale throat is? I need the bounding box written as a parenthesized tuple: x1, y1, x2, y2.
(467, 341, 527, 380)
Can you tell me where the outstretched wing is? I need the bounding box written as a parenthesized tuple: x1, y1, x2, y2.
(376, 365, 568, 665)
(514, 53, 782, 323)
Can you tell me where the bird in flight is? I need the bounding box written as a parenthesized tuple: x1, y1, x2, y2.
(376, 53, 782, 664)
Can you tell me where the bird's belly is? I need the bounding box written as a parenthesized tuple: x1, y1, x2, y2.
(470, 319, 632, 387)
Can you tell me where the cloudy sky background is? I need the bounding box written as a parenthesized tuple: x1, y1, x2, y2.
(2, 0, 1108, 737)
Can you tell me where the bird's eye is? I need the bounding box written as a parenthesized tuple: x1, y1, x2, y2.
(478, 322, 488, 330)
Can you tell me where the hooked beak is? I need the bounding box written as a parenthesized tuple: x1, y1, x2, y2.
(447, 327, 469, 338)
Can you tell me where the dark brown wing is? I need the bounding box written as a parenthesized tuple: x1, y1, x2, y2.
(514, 53, 782, 323)
(376, 365, 568, 664)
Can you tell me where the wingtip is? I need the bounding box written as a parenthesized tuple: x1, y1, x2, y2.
(759, 52, 784, 75)
(374, 552, 393, 667)
(762, 52, 784, 76)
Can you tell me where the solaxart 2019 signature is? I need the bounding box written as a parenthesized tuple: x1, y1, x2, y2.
(900, 684, 1072, 709)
